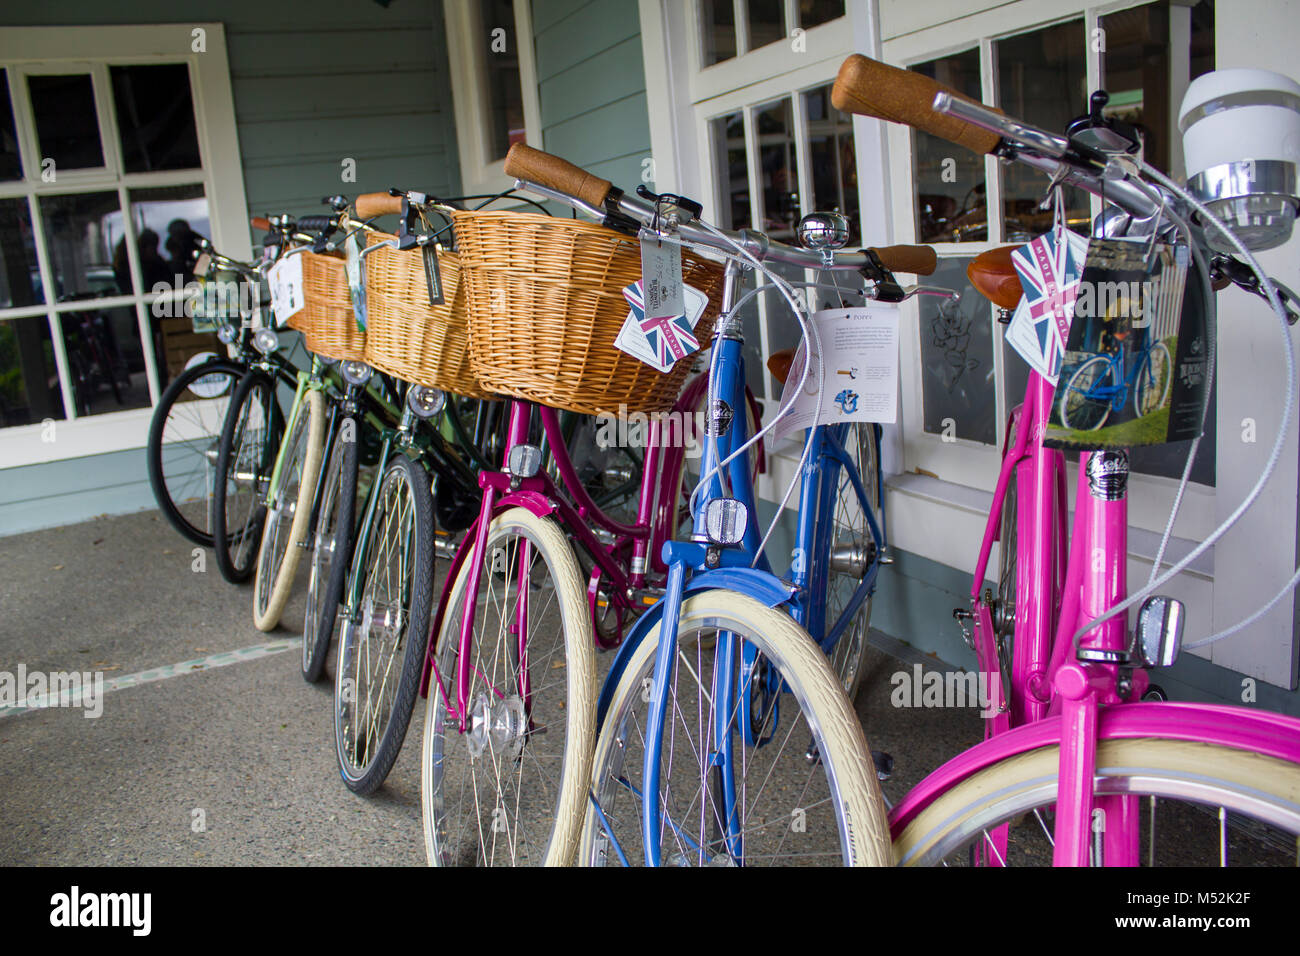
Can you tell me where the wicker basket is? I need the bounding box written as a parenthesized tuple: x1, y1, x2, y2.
(360, 232, 486, 398)
(451, 210, 726, 416)
(287, 251, 366, 363)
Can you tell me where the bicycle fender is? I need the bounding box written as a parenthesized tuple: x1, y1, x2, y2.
(595, 567, 796, 727)
(889, 701, 1300, 837)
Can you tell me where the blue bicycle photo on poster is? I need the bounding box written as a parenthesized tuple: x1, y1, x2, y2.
(1056, 312, 1173, 432)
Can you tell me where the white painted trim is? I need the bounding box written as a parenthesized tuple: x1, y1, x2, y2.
(0, 24, 250, 464)
(444, 0, 543, 198)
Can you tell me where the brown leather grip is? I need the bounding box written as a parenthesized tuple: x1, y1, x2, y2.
(355, 193, 403, 219)
(869, 244, 937, 276)
(504, 143, 613, 208)
(832, 54, 1002, 155)
(250, 216, 271, 232)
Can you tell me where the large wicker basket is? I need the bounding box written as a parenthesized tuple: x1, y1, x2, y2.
(360, 232, 486, 398)
(451, 210, 725, 416)
(287, 250, 366, 363)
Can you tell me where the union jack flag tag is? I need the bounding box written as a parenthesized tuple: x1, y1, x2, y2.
(618, 280, 702, 371)
(1005, 225, 1088, 383)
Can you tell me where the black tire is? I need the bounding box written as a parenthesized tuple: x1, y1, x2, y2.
(212, 371, 283, 584)
(146, 356, 245, 547)
(334, 451, 435, 794)
(303, 414, 360, 682)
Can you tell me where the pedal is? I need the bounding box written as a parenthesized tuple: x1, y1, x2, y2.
(871, 750, 894, 781)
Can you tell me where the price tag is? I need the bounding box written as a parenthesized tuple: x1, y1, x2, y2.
(614, 281, 708, 372)
(770, 303, 901, 443)
(267, 254, 305, 327)
(639, 236, 684, 322)
(345, 233, 367, 330)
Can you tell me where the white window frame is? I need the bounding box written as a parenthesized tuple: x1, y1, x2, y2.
(443, 0, 543, 197)
(0, 24, 251, 469)
(879, 0, 1298, 686)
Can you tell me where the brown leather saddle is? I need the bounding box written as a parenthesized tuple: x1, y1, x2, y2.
(966, 245, 1024, 310)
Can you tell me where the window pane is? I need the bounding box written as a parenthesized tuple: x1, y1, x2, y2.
(130, 185, 210, 288)
(0, 317, 61, 426)
(799, 0, 845, 29)
(38, 191, 125, 300)
(0, 69, 21, 180)
(912, 49, 986, 243)
(1100, 0, 1215, 176)
(59, 305, 151, 416)
(110, 64, 202, 173)
(711, 112, 750, 230)
(997, 21, 1089, 240)
(804, 84, 859, 246)
(702, 0, 737, 66)
(0, 199, 42, 309)
(746, 0, 785, 51)
(28, 73, 104, 171)
(756, 97, 798, 243)
(481, 0, 525, 160)
(919, 257, 996, 444)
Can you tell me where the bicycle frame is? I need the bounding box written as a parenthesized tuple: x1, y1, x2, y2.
(612, 259, 887, 865)
(420, 394, 690, 728)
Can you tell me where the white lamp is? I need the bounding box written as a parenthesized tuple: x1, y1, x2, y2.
(1180, 68, 1300, 252)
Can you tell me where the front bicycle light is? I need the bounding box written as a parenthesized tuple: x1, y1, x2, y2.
(1181, 68, 1300, 252)
(341, 360, 373, 387)
(252, 327, 280, 355)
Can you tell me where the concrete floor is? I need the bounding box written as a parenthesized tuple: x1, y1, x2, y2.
(0, 507, 986, 866)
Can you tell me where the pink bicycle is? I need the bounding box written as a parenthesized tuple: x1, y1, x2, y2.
(834, 55, 1300, 865)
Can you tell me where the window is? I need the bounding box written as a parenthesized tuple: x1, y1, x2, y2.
(444, 0, 542, 197)
(0, 25, 251, 467)
(700, 0, 848, 66)
(897, 2, 1216, 484)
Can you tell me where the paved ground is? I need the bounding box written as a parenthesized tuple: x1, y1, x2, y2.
(0, 507, 987, 866)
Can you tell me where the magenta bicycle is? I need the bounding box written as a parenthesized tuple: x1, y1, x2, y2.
(834, 55, 1300, 866)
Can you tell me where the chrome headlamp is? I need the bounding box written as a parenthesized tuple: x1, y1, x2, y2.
(252, 327, 279, 355)
(340, 360, 373, 386)
(1180, 69, 1300, 252)
(407, 384, 445, 418)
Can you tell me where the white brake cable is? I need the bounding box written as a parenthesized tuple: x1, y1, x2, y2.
(680, 221, 825, 569)
(1071, 160, 1296, 648)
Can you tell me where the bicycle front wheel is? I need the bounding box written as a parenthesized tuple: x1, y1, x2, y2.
(303, 415, 359, 682)
(825, 422, 880, 702)
(894, 737, 1300, 866)
(580, 590, 891, 866)
(421, 507, 595, 866)
(1133, 341, 1172, 418)
(253, 388, 327, 630)
(147, 357, 244, 547)
(213, 371, 282, 583)
(334, 451, 435, 795)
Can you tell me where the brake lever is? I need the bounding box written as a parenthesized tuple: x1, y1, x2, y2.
(1211, 255, 1300, 325)
(894, 285, 961, 303)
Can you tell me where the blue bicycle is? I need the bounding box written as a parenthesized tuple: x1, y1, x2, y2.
(504, 145, 939, 865)
(1058, 324, 1172, 431)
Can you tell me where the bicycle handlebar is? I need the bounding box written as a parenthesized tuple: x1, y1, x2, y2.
(504, 143, 937, 276)
(250, 216, 271, 232)
(355, 192, 404, 219)
(504, 144, 613, 209)
(831, 54, 1003, 155)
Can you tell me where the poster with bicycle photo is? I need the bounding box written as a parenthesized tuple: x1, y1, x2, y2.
(1045, 238, 1206, 449)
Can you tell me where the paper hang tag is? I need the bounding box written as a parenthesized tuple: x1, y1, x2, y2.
(422, 244, 444, 307)
(1004, 227, 1089, 384)
(614, 280, 708, 372)
(267, 254, 305, 327)
(345, 233, 367, 331)
(1044, 237, 1195, 449)
(769, 303, 901, 445)
(639, 235, 685, 322)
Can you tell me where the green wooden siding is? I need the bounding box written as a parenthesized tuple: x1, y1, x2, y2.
(0, 0, 462, 218)
(0, 1, 461, 530)
(532, 0, 652, 188)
